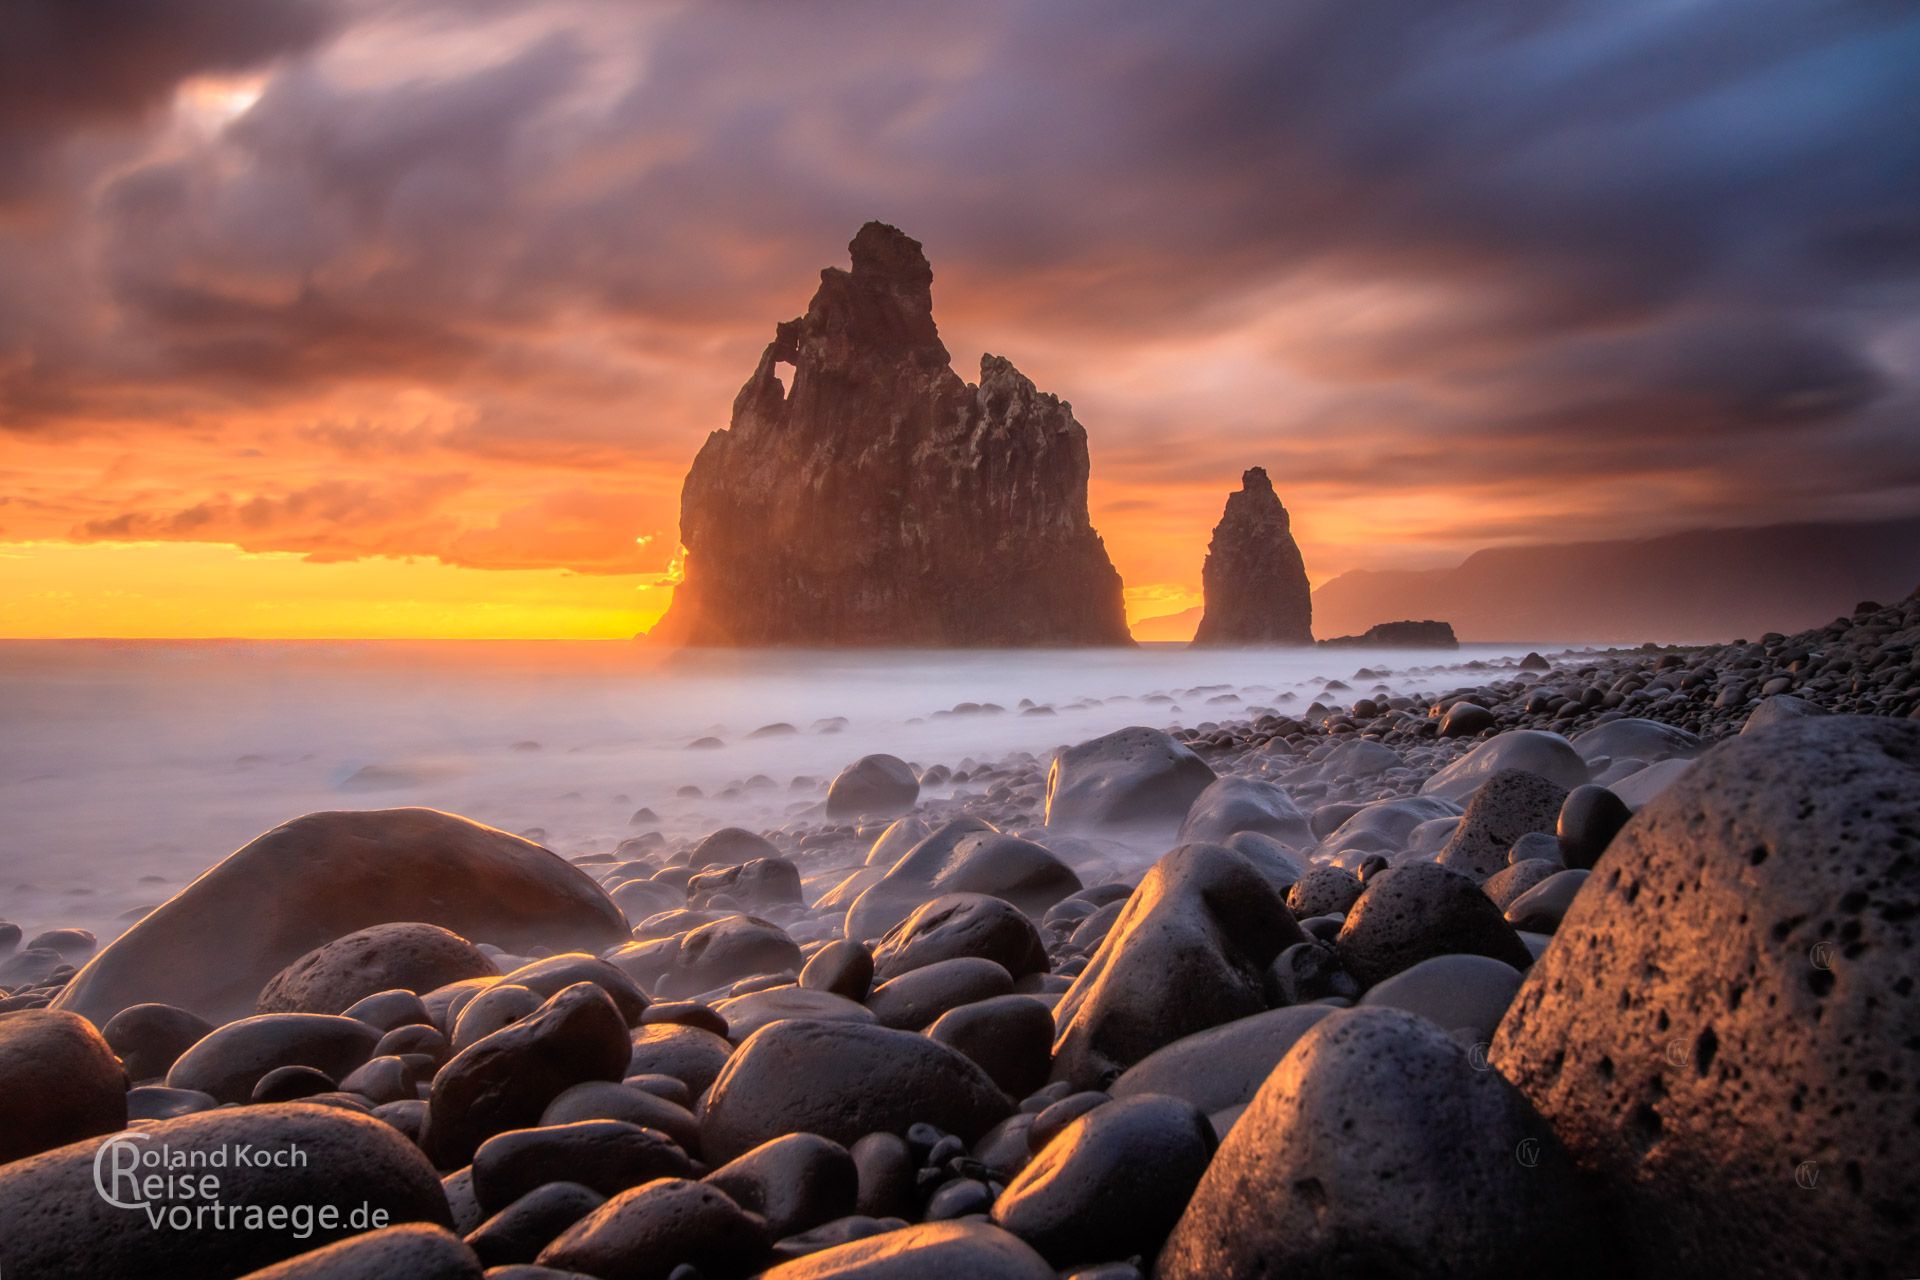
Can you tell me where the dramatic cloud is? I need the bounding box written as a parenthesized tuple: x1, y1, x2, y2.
(1, 0, 1916, 632)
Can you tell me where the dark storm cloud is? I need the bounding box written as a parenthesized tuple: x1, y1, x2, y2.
(2, 0, 1917, 566)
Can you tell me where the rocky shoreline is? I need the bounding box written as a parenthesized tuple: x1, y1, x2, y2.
(0, 592, 1915, 1278)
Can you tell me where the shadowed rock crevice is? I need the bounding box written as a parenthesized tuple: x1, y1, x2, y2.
(653, 222, 1130, 647)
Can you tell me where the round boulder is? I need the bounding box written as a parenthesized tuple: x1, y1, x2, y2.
(1419, 730, 1587, 803)
(1051, 843, 1303, 1090)
(1491, 717, 1920, 1278)
(1043, 726, 1217, 834)
(872, 893, 1047, 982)
(759, 1220, 1053, 1279)
(1335, 861, 1532, 988)
(0, 1009, 127, 1162)
(826, 755, 919, 819)
(1158, 1008, 1593, 1278)
(0, 1102, 450, 1280)
(699, 1019, 1011, 1164)
(258, 922, 496, 1015)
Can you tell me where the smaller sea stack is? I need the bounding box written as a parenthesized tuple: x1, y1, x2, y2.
(1192, 467, 1312, 646)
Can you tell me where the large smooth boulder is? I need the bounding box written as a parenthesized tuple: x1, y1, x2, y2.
(700, 1019, 1011, 1164)
(1110, 1005, 1333, 1120)
(762, 1220, 1052, 1279)
(1176, 776, 1312, 849)
(687, 826, 781, 868)
(1044, 727, 1217, 833)
(426, 983, 632, 1168)
(866, 957, 1013, 1030)
(992, 1092, 1216, 1266)
(1608, 757, 1695, 809)
(927, 994, 1056, 1099)
(102, 1002, 215, 1081)
(826, 755, 919, 819)
(1051, 844, 1304, 1090)
(0, 1010, 127, 1161)
(1335, 861, 1532, 988)
(627, 1022, 735, 1098)
(1492, 717, 1920, 1278)
(703, 1133, 857, 1239)
(1435, 769, 1569, 881)
(1420, 730, 1587, 803)
(1158, 1008, 1592, 1278)
(0, 1103, 449, 1280)
(258, 923, 496, 1014)
(471, 1120, 692, 1214)
(1741, 693, 1825, 734)
(872, 894, 1046, 982)
(55, 809, 627, 1026)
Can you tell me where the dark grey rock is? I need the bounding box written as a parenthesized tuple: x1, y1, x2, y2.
(0, 1009, 127, 1161)
(927, 994, 1055, 1098)
(1159, 1008, 1593, 1278)
(1335, 862, 1532, 988)
(1176, 775, 1312, 849)
(992, 1092, 1215, 1266)
(1503, 868, 1589, 932)
(258, 922, 495, 1015)
(537, 1177, 769, 1279)
(699, 1019, 1010, 1164)
(237, 1225, 481, 1279)
(466, 1183, 604, 1269)
(472, 1120, 692, 1215)
(704, 1133, 857, 1238)
(426, 983, 631, 1168)
(1493, 717, 1920, 1279)
(1358, 954, 1524, 1044)
(865, 956, 1013, 1030)
(827, 755, 919, 819)
(1191, 467, 1313, 646)
(1110, 1005, 1333, 1119)
(872, 893, 1046, 982)
(1435, 768, 1570, 881)
(798, 939, 874, 1000)
(1043, 727, 1217, 833)
(1053, 844, 1303, 1089)
(167, 1012, 378, 1105)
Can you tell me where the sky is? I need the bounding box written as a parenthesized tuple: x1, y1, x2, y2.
(2, 0, 1918, 638)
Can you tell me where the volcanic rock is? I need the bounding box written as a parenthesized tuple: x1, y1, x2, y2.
(1318, 619, 1459, 648)
(1191, 467, 1312, 646)
(0, 1010, 127, 1161)
(1051, 843, 1304, 1089)
(653, 222, 1129, 647)
(1491, 717, 1920, 1278)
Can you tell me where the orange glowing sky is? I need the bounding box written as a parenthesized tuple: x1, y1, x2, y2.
(4, 1, 1917, 639)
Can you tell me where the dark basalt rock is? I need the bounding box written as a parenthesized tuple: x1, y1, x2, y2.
(826, 755, 920, 819)
(928, 994, 1056, 1099)
(653, 222, 1129, 647)
(0, 1009, 127, 1161)
(166, 1012, 379, 1105)
(1435, 768, 1571, 881)
(54, 808, 627, 1026)
(239, 1225, 481, 1278)
(798, 939, 874, 1000)
(1051, 844, 1304, 1090)
(465, 1182, 604, 1270)
(871, 893, 1047, 982)
(704, 1133, 858, 1239)
(540, 1080, 702, 1155)
(0, 1103, 450, 1280)
(658, 915, 803, 999)
(626, 1022, 735, 1098)
(865, 955, 1014, 1030)
(500, 954, 650, 1024)
(1191, 467, 1312, 646)
(758, 1220, 1054, 1279)
(713, 987, 874, 1043)
(471, 1120, 692, 1215)
(258, 922, 496, 1015)
(1335, 861, 1532, 988)
(991, 1092, 1216, 1267)
(426, 983, 632, 1168)
(537, 1177, 769, 1279)
(699, 1019, 1010, 1164)
(1176, 775, 1312, 849)
(1492, 717, 1920, 1279)
(1044, 727, 1218, 834)
(1110, 1005, 1333, 1120)
(1159, 1008, 1594, 1278)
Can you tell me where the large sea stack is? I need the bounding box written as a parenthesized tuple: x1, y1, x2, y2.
(652, 222, 1130, 647)
(1191, 467, 1312, 645)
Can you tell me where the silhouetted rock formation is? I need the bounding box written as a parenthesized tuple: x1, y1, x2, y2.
(1320, 620, 1459, 649)
(1191, 467, 1312, 646)
(652, 222, 1130, 647)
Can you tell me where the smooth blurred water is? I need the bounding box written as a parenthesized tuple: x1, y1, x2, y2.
(0, 638, 1549, 941)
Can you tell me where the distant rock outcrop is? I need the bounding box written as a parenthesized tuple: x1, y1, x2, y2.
(652, 222, 1130, 647)
(1191, 468, 1312, 646)
(1320, 620, 1459, 649)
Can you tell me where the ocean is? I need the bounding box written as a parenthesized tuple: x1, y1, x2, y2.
(0, 639, 1552, 942)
